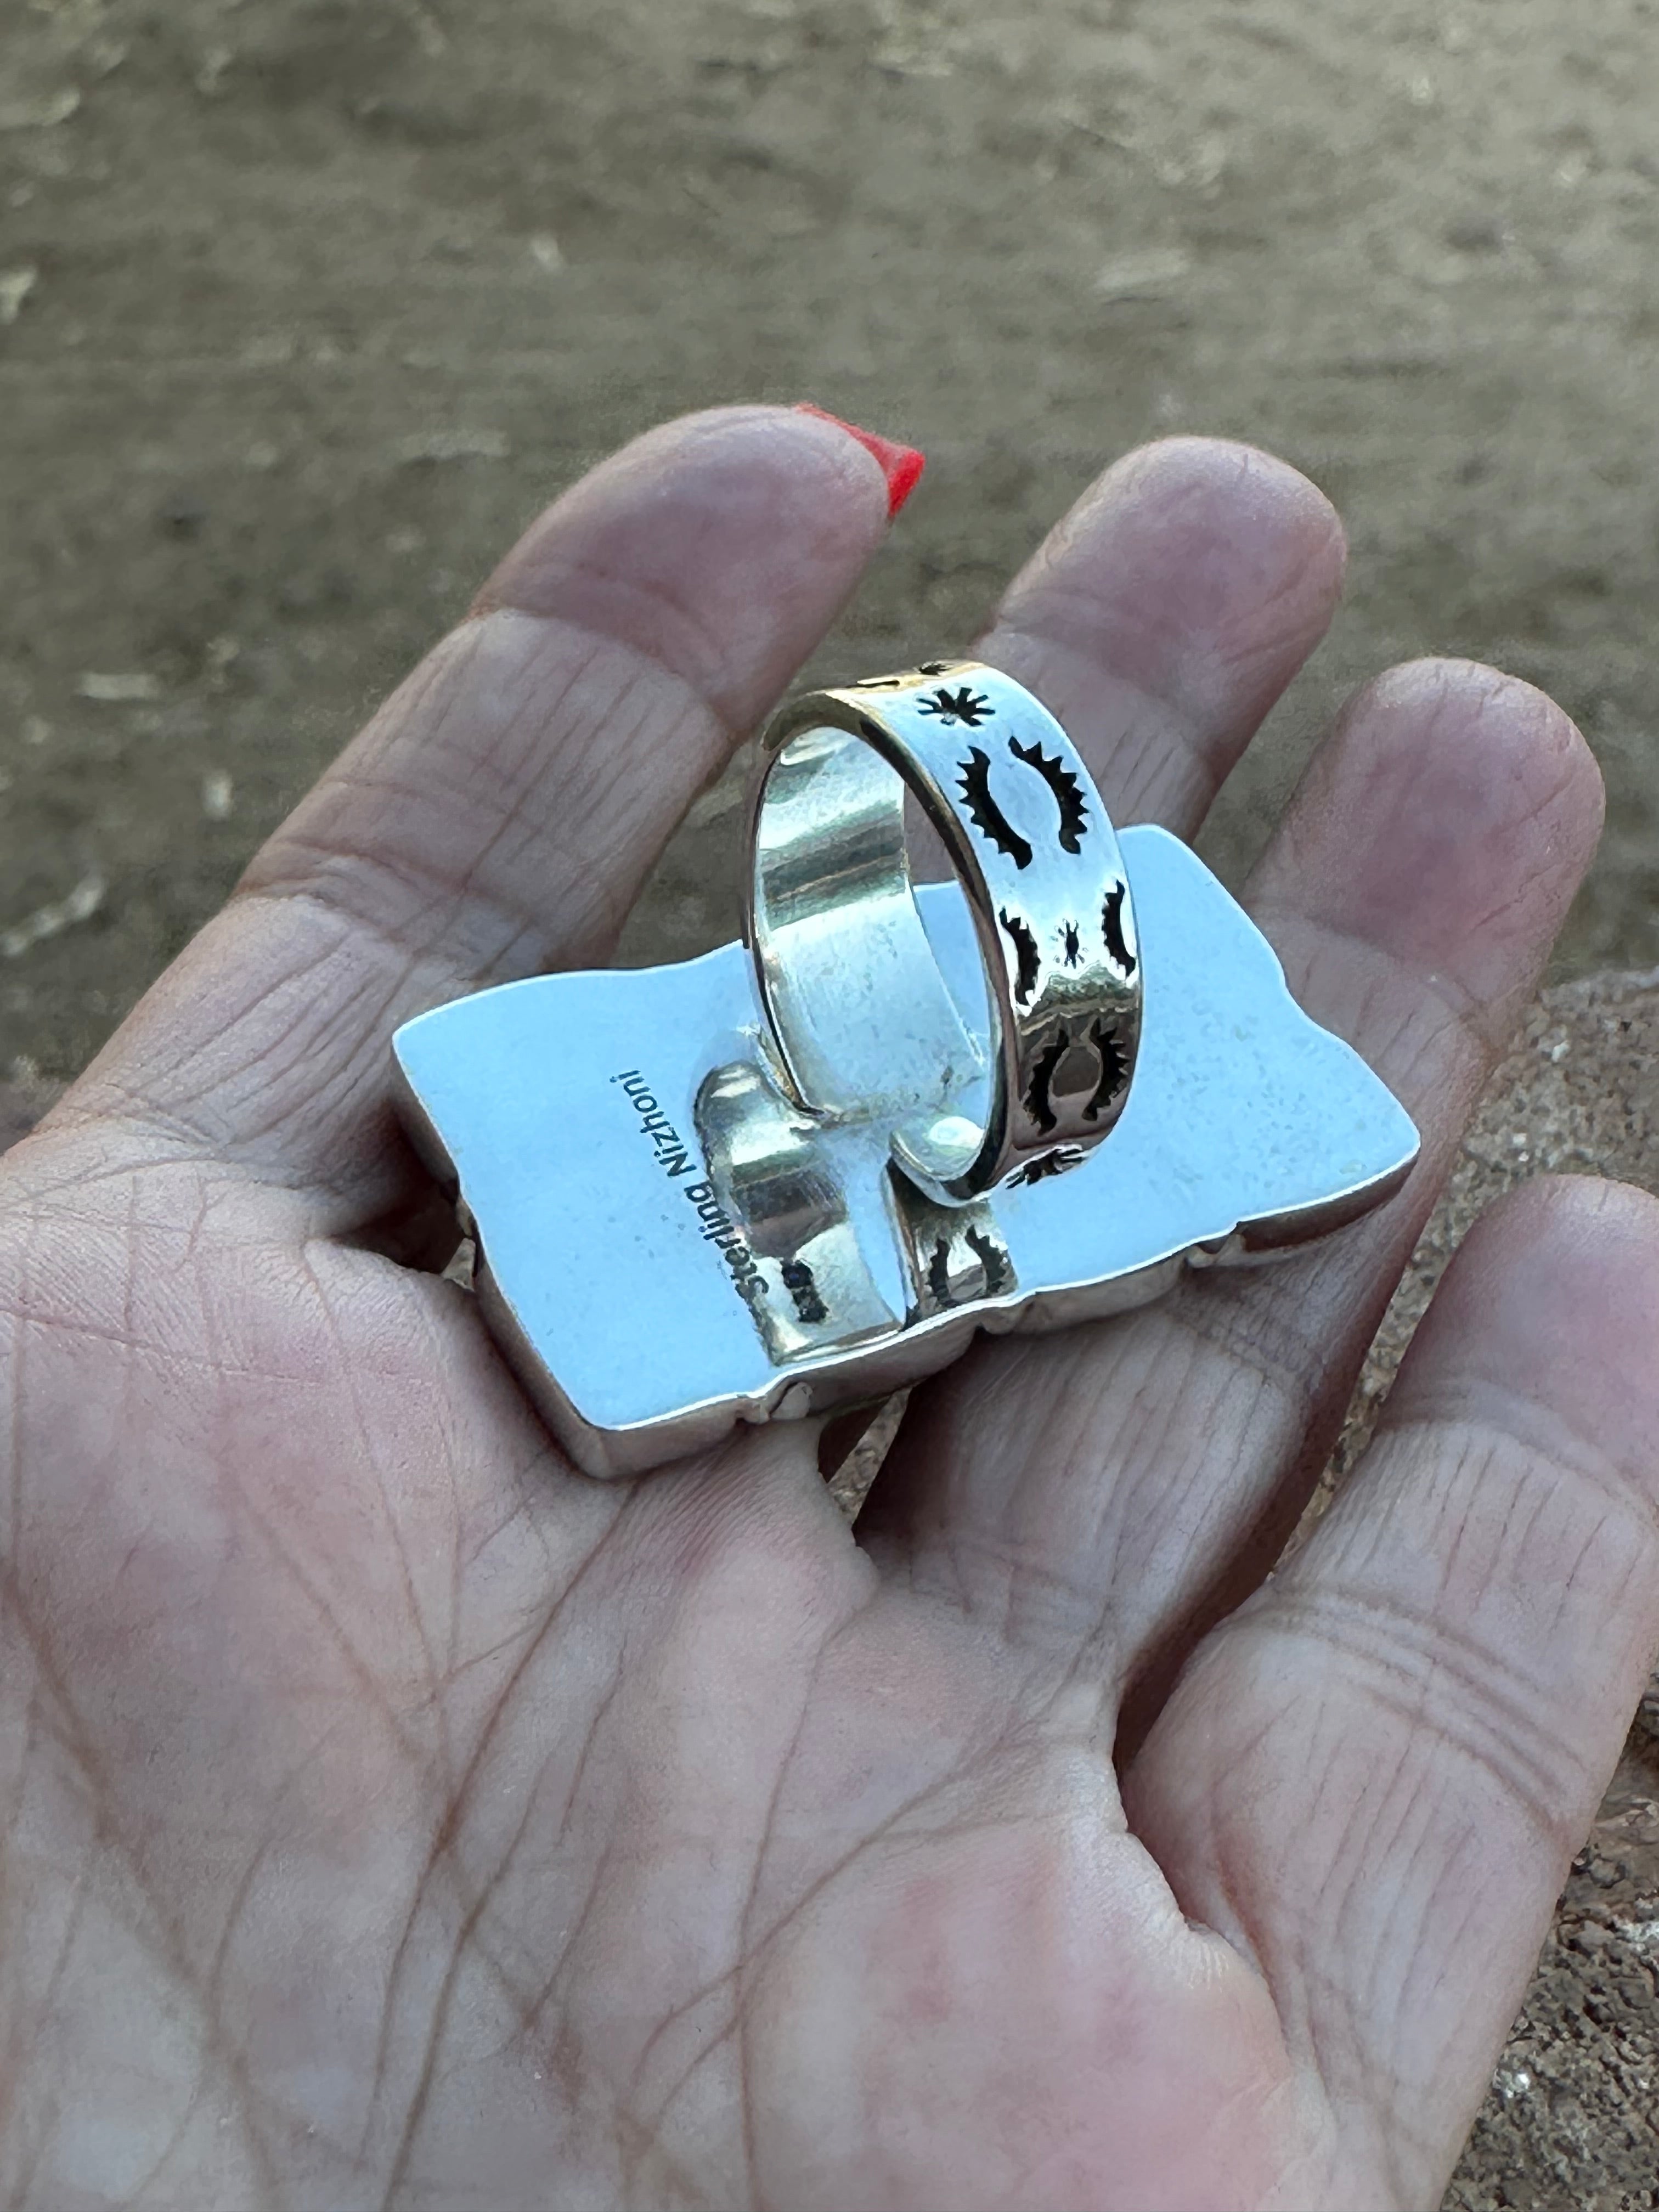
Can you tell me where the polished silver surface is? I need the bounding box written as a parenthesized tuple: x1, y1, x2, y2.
(392, 825, 1420, 1480)
(747, 662, 1142, 1203)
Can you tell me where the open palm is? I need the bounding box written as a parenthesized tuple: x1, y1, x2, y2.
(3, 409, 1656, 2211)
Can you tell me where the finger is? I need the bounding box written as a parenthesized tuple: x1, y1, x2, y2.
(1125, 1176, 1659, 2204)
(866, 664, 1604, 1723)
(978, 436, 1347, 831)
(60, 406, 898, 1218)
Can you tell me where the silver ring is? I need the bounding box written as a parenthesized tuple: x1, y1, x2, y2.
(746, 660, 1142, 1205)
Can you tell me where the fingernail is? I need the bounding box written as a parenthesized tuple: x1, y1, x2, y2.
(793, 403, 926, 518)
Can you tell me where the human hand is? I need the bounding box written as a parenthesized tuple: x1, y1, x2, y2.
(3, 408, 1655, 2210)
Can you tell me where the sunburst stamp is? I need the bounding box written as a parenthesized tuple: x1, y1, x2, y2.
(919, 684, 992, 728)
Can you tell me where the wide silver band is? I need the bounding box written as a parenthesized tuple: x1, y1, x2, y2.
(746, 661, 1142, 1204)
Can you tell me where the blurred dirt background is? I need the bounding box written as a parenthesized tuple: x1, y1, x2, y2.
(3, 0, 1659, 2202)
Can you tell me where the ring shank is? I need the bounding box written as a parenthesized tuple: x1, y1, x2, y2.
(747, 664, 1141, 1205)
(748, 723, 995, 1167)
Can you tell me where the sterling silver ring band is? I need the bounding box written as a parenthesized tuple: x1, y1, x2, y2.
(746, 660, 1142, 1205)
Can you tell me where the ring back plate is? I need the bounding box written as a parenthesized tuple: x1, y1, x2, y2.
(392, 826, 1419, 1479)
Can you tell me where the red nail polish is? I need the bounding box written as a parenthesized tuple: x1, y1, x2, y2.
(793, 403, 926, 517)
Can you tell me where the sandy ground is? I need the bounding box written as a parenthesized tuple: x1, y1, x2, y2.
(4, 0, 1659, 2200)
(4, 0, 1659, 1081)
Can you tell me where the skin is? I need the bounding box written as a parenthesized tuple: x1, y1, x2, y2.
(1, 406, 1656, 2211)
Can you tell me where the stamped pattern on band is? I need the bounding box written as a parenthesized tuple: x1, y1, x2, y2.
(849, 661, 953, 692)
(1009, 1146, 1087, 1188)
(958, 747, 1034, 869)
(1024, 1029, 1073, 1135)
(998, 907, 1041, 1004)
(1008, 734, 1089, 853)
(955, 725, 1096, 874)
(1102, 881, 1137, 975)
(1024, 1015, 1130, 1137)
(926, 1226, 1011, 1307)
(1084, 1019, 1130, 1121)
(919, 684, 992, 727)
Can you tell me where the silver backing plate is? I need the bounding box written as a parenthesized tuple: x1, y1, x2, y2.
(392, 826, 1419, 1477)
